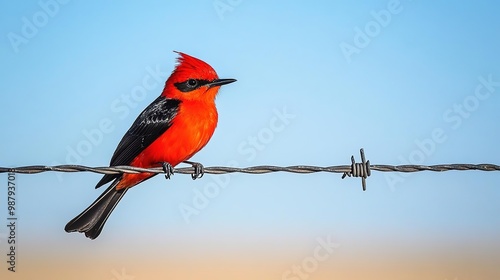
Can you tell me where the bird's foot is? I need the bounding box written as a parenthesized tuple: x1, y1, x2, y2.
(161, 162, 174, 179)
(183, 160, 205, 180)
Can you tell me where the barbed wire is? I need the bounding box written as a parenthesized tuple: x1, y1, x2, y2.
(1, 149, 499, 191)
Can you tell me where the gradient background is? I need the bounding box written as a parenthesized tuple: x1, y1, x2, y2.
(1, 1, 500, 279)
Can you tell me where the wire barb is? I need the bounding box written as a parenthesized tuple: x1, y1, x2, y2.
(341, 149, 371, 191)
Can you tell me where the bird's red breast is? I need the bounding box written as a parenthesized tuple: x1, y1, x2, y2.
(115, 98, 218, 190)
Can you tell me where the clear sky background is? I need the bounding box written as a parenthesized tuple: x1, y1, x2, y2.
(1, 1, 499, 279)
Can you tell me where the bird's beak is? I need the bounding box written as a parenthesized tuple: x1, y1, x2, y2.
(207, 78, 237, 88)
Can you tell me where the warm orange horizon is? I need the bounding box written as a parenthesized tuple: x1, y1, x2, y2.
(2, 235, 499, 280)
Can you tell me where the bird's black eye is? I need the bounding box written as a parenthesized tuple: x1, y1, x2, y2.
(174, 79, 210, 92)
(187, 79, 198, 88)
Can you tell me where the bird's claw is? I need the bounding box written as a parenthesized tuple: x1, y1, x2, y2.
(161, 162, 174, 179)
(184, 161, 204, 180)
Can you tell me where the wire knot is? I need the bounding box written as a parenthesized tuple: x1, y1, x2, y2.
(342, 148, 371, 191)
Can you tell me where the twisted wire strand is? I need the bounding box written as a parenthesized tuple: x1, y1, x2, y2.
(1, 148, 499, 191)
(1, 163, 499, 175)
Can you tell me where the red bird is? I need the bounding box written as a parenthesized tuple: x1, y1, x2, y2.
(65, 52, 236, 239)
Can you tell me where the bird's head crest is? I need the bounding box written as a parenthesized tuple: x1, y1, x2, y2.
(170, 51, 218, 82)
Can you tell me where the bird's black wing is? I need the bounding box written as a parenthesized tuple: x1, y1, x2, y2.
(95, 96, 181, 188)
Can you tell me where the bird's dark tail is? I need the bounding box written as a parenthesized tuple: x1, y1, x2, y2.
(65, 179, 128, 239)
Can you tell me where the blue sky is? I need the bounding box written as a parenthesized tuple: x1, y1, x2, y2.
(1, 1, 499, 279)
